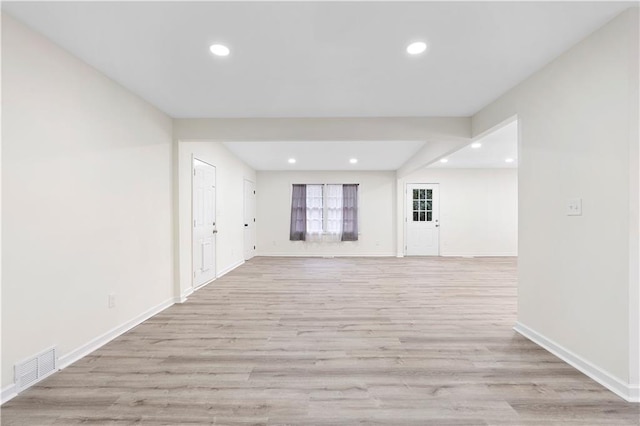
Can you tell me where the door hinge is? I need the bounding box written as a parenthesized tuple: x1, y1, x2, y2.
(253, 218, 256, 222)
(253, 190, 256, 195)
(194, 219, 196, 227)
(193, 271, 196, 278)
(254, 245, 256, 250)
(194, 170, 196, 176)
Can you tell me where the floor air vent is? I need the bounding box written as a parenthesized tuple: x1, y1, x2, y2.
(15, 347, 57, 391)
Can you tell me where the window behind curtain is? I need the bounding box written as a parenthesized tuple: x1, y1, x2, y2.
(325, 185, 343, 239)
(290, 183, 358, 241)
(306, 184, 323, 239)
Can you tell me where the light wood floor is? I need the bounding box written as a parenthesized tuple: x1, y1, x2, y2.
(2, 257, 639, 425)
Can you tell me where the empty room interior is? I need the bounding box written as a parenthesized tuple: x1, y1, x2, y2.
(1, 1, 640, 425)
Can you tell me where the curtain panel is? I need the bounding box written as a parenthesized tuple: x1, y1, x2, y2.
(341, 184, 359, 241)
(289, 184, 307, 241)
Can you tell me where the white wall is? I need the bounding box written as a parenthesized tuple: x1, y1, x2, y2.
(257, 171, 396, 257)
(0, 11, 4, 401)
(401, 168, 518, 257)
(472, 8, 639, 400)
(2, 14, 174, 390)
(177, 142, 256, 299)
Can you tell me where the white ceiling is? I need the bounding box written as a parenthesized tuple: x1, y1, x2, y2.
(224, 141, 426, 171)
(429, 120, 518, 169)
(3, 1, 633, 118)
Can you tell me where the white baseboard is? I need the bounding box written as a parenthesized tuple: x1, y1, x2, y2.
(177, 287, 194, 303)
(180, 260, 246, 303)
(514, 321, 637, 402)
(440, 253, 518, 257)
(178, 260, 245, 304)
(629, 384, 640, 403)
(256, 253, 397, 258)
(1, 384, 18, 405)
(58, 297, 175, 370)
(218, 259, 245, 278)
(2, 297, 175, 405)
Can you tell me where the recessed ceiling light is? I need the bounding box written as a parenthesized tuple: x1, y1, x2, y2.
(440, 158, 448, 163)
(349, 158, 358, 164)
(288, 158, 296, 164)
(505, 158, 515, 163)
(209, 44, 230, 57)
(471, 142, 482, 148)
(407, 41, 427, 55)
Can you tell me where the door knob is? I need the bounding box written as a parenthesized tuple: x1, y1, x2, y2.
(244, 224, 249, 227)
(213, 230, 218, 234)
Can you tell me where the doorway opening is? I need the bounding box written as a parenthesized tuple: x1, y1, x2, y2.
(403, 117, 518, 258)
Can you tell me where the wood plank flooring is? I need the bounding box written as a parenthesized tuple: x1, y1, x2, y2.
(2, 256, 639, 425)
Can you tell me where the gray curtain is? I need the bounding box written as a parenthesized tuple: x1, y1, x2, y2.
(290, 184, 307, 241)
(341, 184, 358, 241)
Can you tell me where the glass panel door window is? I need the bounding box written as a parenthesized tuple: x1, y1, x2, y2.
(412, 187, 434, 222)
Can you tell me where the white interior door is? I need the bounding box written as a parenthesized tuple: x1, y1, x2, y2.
(192, 158, 217, 288)
(406, 183, 440, 256)
(243, 179, 256, 260)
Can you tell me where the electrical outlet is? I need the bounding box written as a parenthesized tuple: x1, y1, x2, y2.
(108, 294, 116, 309)
(567, 198, 582, 216)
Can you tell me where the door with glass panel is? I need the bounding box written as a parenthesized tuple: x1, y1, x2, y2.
(406, 183, 439, 256)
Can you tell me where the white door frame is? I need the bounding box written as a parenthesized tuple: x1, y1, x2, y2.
(404, 182, 440, 256)
(192, 156, 217, 289)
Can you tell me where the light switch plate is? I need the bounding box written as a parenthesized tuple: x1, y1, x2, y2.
(567, 198, 582, 216)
